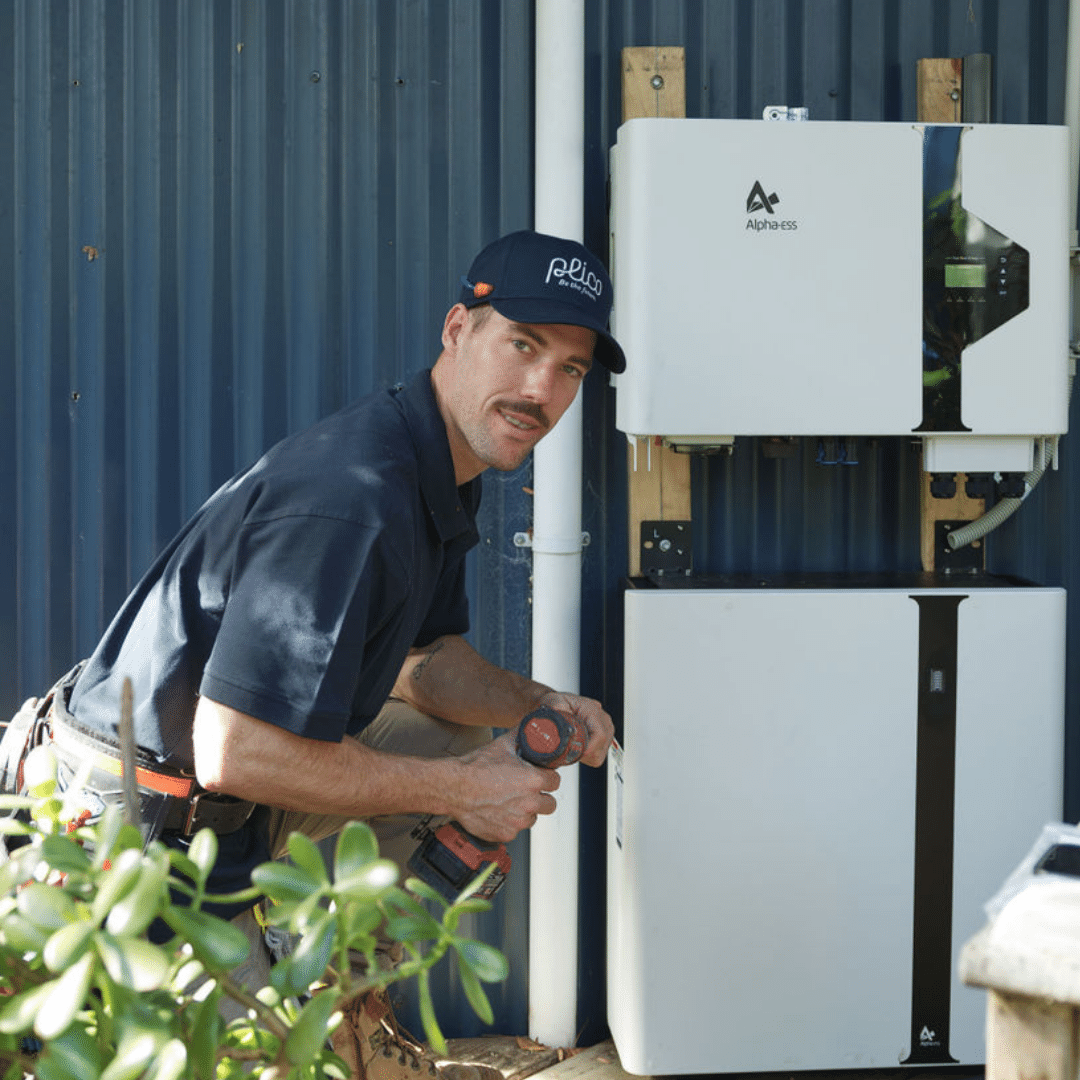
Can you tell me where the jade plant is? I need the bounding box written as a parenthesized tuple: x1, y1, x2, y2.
(0, 744, 507, 1080)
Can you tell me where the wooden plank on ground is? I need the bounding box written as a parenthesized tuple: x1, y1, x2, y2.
(916, 57, 985, 571)
(621, 47, 691, 578)
(527, 1040, 641, 1080)
(441, 1036, 561, 1080)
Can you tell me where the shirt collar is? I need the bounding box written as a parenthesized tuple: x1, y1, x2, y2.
(395, 369, 480, 543)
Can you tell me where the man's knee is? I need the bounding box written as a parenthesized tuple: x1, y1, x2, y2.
(356, 700, 491, 760)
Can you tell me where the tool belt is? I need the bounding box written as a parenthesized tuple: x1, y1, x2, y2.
(3, 663, 255, 838)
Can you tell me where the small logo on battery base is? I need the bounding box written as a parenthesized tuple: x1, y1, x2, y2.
(745, 181, 797, 231)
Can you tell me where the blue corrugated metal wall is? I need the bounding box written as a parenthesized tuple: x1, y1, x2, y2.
(2, 0, 1075, 1047)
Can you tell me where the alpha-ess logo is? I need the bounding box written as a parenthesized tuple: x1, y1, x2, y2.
(746, 180, 798, 233)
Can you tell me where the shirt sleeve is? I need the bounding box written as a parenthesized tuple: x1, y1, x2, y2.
(199, 514, 408, 741)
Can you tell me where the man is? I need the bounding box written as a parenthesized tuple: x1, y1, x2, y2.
(3, 230, 626, 1078)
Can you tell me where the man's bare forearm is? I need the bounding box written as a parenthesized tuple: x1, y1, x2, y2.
(193, 695, 459, 817)
(191, 695, 559, 839)
(392, 635, 553, 728)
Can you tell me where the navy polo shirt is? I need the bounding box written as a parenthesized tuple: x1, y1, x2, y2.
(68, 369, 480, 897)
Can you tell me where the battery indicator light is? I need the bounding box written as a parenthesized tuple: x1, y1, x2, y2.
(945, 263, 987, 289)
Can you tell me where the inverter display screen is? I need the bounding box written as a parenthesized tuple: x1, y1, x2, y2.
(944, 262, 986, 288)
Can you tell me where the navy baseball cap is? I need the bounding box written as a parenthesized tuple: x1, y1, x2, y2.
(458, 230, 626, 374)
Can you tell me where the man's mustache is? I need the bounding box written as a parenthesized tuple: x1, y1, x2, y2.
(495, 400, 550, 430)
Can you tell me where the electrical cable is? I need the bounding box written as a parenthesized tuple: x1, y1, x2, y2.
(945, 436, 1056, 550)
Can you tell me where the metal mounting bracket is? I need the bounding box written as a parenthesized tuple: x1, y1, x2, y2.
(640, 520, 692, 577)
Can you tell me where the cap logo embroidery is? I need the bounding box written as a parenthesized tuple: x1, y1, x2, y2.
(473, 281, 494, 298)
(545, 257, 603, 301)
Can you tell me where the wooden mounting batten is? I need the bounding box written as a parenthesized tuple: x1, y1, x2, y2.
(621, 47, 691, 578)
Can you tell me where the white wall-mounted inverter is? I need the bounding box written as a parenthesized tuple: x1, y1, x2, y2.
(609, 120, 1070, 472)
(608, 580, 1065, 1075)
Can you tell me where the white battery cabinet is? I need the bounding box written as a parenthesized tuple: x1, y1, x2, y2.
(609, 119, 1070, 472)
(607, 581, 1065, 1075)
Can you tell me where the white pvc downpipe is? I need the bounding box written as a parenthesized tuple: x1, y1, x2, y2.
(529, 0, 585, 1049)
(1067, 0, 1080, 251)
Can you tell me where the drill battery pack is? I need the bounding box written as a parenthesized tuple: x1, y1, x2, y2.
(408, 819, 512, 903)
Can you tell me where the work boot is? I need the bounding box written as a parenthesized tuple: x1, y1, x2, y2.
(331, 989, 503, 1080)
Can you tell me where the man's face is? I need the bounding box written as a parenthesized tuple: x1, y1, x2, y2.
(435, 305, 595, 482)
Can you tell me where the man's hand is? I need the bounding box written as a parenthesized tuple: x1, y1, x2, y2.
(533, 691, 614, 768)
(449, 731, 561, 842)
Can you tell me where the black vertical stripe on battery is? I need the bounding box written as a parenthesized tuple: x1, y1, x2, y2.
(902, 593, 965, 1065)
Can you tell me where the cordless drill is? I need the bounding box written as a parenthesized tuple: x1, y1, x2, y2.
(407, 705, 587, 902)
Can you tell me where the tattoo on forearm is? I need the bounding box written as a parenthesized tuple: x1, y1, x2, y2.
(411, 639, 447, 682)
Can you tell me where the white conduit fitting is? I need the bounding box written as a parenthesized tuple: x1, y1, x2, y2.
(946, 439, 1056, 550)
(528, 0, 585, 1051)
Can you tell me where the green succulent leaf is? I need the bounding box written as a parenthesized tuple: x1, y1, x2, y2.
(384, 912, 441, 943)
(188, 828, 218, 881)
(452, 862, 498, 904)
(0, 978, 56, 1034)
(40, 833, 93, 874)
(343, 900, 383, 939)
(404, 877, 448, 907)
(159, 907, 250, 972)
(287, 832, 329, 884)
(0, 819, 32, 837)
(0, 912, 48, 952)
(386, 888, 437, 920)
(453, 939, 509, 983)
(91, 848, 144, 924)
(90, 805, 125, 869)
(333, 821, 379, 880)
(17, 881, 78, 930)
(105, 851, 169, 937)
(29, 1060, 74, 1080)
(34, 951, 95, 1041)
(284, 910, 336, 993)
(95, 933, 171, 992)
(43, 919, 96, 972)
(251, 861, 322, 905)
(99, 1030, 160, 1080)
(334, 859, 398, 898)
(143, 1037, 187, 1080)
(189, 988, 222, 1080)
(456, 950, 494, 1025)
(284, 988, 341, 1066)
(165, 850, 202, 886)
(23, 744, 58, 796)
(37, 1026, 102, 1080)
(450, 897, 492, 915)
(417, 968, 446, 1057)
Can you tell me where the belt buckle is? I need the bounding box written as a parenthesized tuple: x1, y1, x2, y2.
(182, 792, 206, 837)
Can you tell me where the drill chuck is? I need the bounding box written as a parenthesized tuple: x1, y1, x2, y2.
(516, 705, 587, 769)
